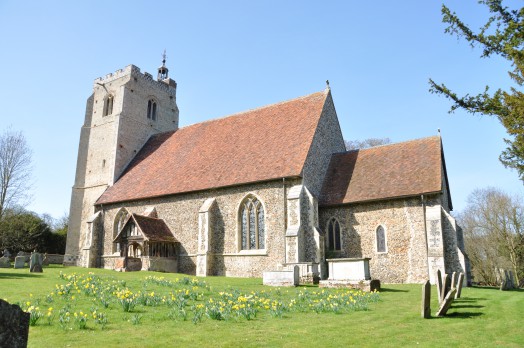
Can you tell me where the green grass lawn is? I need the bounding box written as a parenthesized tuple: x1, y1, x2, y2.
(0, 266, 522, 348)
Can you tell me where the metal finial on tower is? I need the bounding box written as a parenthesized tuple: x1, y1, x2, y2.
(158, 49, 169, 81)
(326, 80, 330, 88)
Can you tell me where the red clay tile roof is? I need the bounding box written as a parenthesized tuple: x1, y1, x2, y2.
(97, 90, 329, 205)
(320, 136, 447, 206)
(114, 214, 177, 243)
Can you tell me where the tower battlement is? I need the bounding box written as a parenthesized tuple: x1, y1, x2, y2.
(94, 64, 177, 96)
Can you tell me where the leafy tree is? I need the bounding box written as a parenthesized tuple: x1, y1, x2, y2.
(429, 1, 524, 179)
(345, 137, 391, 151)
(0, 129, 32, 220)
(458, 187, 524, 285)
(0, 211, 51, 253)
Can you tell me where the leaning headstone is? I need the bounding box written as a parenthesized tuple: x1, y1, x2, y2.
(0, 299, 30, 348)
(0, 257, 11, 268)
(442, 273, 450, 303)
(2, 249, 10, 258)
(436, 270, 443, 304)
(451, 272, 457, 289)
(13, 256, 26, 269)
(436, 288, 457, 317)
(29, 252, 43, 273)
(455, 273, 464, 299)
(421, 280, 431, 318)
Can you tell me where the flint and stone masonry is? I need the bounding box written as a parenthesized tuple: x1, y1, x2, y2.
(65, 63, 468, 284)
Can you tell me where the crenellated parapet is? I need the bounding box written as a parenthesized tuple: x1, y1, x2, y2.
(94, 65, 177, 96)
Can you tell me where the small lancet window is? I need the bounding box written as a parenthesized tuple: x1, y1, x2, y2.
(327, 218, 341, 251)
(147, 99, 157, 121)
(103, 95, 114, 116)
(376, 225, 387, 253)
(240, 196, 265, 250)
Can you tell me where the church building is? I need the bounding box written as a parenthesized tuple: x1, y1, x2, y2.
(65, 60, 468, 284)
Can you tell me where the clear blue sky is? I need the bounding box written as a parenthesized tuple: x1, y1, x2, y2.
(0, 0, 522, 220)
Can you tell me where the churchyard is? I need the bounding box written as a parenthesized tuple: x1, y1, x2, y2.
(0, 266, 522, 347)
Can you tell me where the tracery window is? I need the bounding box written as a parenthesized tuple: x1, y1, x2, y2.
(376, 225, 387, 253)
(240, 196, 265, 250)
(327, 218, 341, 251)
(147, 99, 157, 121)
(103, 95, 114, 116)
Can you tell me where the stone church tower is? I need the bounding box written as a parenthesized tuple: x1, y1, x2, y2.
(65, 58, 179, 266)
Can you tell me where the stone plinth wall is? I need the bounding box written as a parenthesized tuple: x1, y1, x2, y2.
(142, 257, 177, 273)
(45, 254, 64, 264)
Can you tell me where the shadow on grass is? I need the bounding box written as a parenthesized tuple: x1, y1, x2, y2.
(379, 288, 409, 293)
(450, 304, 484, 309)
(0, 272, 43, 279)
(454, 297, 486, 302)
(445, 311, 484, 318)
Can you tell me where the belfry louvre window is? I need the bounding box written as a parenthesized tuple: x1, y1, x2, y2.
(147, 99, 157, 121)
(327, 218, 341, 251)
(240, 196, 265, 250)
(103, 95, 114, 116)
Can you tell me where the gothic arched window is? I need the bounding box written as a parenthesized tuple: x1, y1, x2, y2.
(103, 95, 114, 116)
(327, 218, 341, 251)
(147, 99, 157, 121)
(239, 195, 265, 250)
(376, 225, 387, 253)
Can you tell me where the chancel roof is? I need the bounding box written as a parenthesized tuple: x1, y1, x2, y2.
(97, 90, 329, 205)
(320, 136, 451, 207)
(113, 214, 177, 243)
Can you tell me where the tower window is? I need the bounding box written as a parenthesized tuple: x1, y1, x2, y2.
(103, 95, 114, 116)
(147, 99, 157, 121)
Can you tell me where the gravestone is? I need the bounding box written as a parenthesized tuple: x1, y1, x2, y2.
(0, 299, 30, 348)
(435, 270, 443, 304)
(421, 280, 431, 319)
(0, 257, 11, 268)
(2, 249, 10, 258)
(13, 257, 26, 269)
(436, 288, 457, 317)
(451, 272, 457, 289)
(442, 273, 450, 302)
(29, 252, 43, 273)
(455, 272, 464, 299)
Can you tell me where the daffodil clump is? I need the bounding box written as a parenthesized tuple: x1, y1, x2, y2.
(17, 271, 380, 330)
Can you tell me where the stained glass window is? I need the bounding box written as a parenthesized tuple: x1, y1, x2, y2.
(241, 207, 248, 249)
(239, 196, 265, 250)
(327, 218, 341, 251)
(258, 205, 265, 249)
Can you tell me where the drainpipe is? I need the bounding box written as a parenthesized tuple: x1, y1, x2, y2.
(283, 178, 287, 265)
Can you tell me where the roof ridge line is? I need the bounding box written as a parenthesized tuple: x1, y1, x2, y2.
(341, 135, 441, 154)
(178, 89, 327, 129)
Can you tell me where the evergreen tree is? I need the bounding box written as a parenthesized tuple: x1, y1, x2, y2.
(429, 1, 524, 179)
